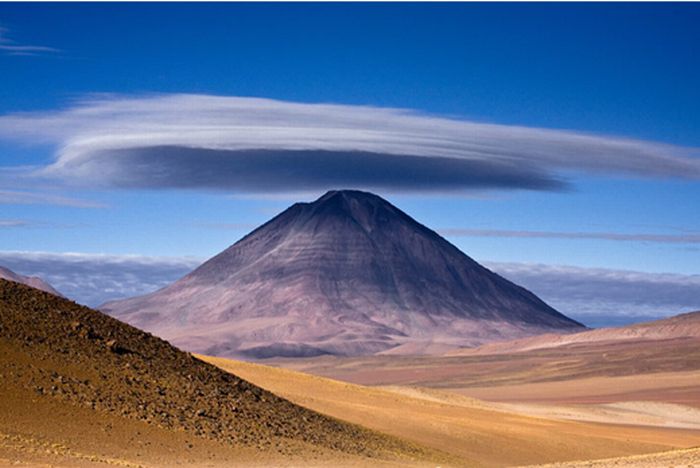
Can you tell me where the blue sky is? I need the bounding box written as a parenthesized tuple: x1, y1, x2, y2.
(0, 3, 699, 324)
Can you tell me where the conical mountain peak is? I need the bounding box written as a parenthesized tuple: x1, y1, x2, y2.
(316, 189, 379, 203)
(103, 190, 584, 358)
(313, 189, 394, 208)
(304, 190, 405, 234)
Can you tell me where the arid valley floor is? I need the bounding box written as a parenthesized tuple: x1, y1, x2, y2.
(206, 333, 700, 467)
(1, 277, 698, 467)
(2, 1, 700, 465)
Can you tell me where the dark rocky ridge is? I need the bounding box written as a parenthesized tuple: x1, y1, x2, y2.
(0, 278, 427, 459)
(103, 190, 584, 358)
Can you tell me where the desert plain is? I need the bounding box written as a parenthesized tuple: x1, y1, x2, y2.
(1, 278, 699, 467)
(204, 328, 700, 467)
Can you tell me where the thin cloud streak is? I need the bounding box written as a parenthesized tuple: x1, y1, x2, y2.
(0, 190, 106, 208)
(0, 219, 30, 228)
(0, 94, 698, 194)
(0, 27, 60, 56)
(440, 228, 700, 244)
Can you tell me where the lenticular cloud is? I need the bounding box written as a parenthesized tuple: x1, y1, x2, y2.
(0, 93, 698, 193)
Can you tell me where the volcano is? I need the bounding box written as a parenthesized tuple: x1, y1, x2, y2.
(102, 190, 583, 357)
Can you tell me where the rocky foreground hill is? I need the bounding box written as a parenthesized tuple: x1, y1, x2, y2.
(0, 279, 436, 465)
(103, 190, 583, 358)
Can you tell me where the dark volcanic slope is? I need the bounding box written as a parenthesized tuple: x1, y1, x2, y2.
(0, 265, 61, 296)
(104, 190, 583, 358)
(0, 279, 428, 461)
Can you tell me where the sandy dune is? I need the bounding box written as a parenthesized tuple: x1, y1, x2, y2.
(202, 355, 700, 468)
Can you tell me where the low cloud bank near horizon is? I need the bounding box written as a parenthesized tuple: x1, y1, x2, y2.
(487, 262, 700, 327)
(1, 94, 699, 194)
(0, 251, 200, 307)
(0, 250, 697, 327)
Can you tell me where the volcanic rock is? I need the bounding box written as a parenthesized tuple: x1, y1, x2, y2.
(103, 190, 584, 358)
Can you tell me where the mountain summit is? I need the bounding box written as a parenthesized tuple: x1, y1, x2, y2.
(103, 190, 583, 357)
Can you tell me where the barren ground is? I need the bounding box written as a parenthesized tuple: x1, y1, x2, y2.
(3, 279, 699, 467)
(521, 447, 700, 467)
(0, 279, 446, 467)
(272, 337, 700, 407)
(203, 356, 700, 468)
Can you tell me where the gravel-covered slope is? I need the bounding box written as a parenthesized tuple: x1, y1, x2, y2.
(0, 279, 431, 462)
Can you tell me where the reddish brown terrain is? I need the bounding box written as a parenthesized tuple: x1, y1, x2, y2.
(2, 279, 699, 466)
(0, 279, 445, 467)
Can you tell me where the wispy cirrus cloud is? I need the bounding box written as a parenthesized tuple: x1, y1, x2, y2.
(0, 190, 106, 208)
(440, 228, 700, 245)
(0, 94, 698, 194)
(0, 27, 60, 56)
(0, 219, 30, 228)
(0, 218, 86, 229)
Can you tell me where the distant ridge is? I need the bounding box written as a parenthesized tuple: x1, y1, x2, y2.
(448, 310, 700, 356)
(0, 264, 61, 296)
(103, 190, 584, 358)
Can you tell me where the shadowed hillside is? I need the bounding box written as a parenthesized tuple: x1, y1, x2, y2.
(0, 279, 441, 466)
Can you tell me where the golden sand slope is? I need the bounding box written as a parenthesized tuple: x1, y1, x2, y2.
(201, 355, 700, 468)
(0, 279, 445, 467)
